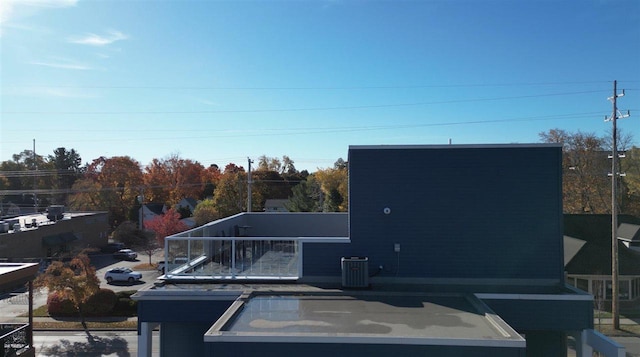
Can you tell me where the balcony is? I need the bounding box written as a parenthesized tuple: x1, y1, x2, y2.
(0, 323, 30, 357)
(162, 212, 349, 281)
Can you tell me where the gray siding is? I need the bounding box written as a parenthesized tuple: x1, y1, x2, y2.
(348, 145, 564, 283)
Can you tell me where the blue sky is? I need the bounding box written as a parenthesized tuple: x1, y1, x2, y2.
(1, 0, 639, 172)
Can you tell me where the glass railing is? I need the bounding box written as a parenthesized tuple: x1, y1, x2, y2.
(164, 237, 300, 280)
(0, 323, 29, 356)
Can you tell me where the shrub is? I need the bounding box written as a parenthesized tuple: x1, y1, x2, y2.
(47, 289, 118, 317)
(46, 292, 76, 317)
(116, 290, 137, 299)
(114, 297, 138, 316)
(83, 289, 117, 316)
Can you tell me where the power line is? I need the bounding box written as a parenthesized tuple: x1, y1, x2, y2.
(1, 90, 607, 115)
(2, 80, 621, 90)
(0, 111, 608, 146)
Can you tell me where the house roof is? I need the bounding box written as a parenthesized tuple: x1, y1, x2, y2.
(144, 203, 165, 215)
(563, 236, 586, 267)
(618, 223, 640, 242)
(179, 198, 198, 208)
(564, 214, 640, 275)
(564, 240, 640, 275)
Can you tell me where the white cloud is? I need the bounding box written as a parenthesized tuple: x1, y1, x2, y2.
(0, 0, 77, 36)
(69, 30, 128, 46)
(29, 57, 94, 70)
(13, 0, 77, 8)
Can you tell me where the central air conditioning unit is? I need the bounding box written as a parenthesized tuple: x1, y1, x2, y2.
(341, 257, 369, 289)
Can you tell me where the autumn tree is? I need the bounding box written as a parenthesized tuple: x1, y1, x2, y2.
(621, 146, 640, 216)
(212, 164, 246, 217)
(143, 154, 205, 206)
(540, 129, 610, 214)
(201, 164, 222, 199)
(252, 155, 303, 210)
(68, 178, 103, 211)
(35, 254, 100, 336)
(85, 156, 144, 227)
(144, 208, 188, 246)
(314, 158, 349, 212)
(257, 155, 297, 175)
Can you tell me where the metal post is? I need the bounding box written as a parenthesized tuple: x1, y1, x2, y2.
(247, 158, 253, 212)
(28, 281, 33, 349)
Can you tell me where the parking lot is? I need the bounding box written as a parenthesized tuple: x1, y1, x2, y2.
(91, 250, 163, 292)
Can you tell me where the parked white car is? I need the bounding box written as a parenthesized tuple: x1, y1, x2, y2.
(113, 249, 137, 261)
(104, 267, 142, 283)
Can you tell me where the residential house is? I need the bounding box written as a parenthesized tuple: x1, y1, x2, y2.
(564, 214, 640, 301)
(263, 199, 288, 212)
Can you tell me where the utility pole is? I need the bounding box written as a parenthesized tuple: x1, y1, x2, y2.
(247, 157, 254, 212)
(606, 80, 630, 330)
(138, 188, 145, 231)
(32, 139, 38, 213)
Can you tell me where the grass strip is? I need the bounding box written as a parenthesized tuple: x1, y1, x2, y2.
(33, 320, 137, 330)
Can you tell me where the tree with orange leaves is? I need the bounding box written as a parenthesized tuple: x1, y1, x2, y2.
(35, 253, 100, 337)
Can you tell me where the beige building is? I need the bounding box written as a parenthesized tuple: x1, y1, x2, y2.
(0, 211, 109, 260)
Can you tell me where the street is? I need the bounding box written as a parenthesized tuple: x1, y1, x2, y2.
(33, 330, 159, 357)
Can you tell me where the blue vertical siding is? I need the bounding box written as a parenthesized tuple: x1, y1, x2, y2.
(348, 145, 564, 283)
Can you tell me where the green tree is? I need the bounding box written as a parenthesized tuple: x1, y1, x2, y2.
(111, 221, 147, 248)
(193, 198, 220, 226)
(285, 176, 322, 212)
(35, 253, 100, 337)
(48, 147, 83, 204)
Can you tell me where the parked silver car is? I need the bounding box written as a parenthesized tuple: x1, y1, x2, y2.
(113, 249, 137, 261)
(104, 267, 142, 283)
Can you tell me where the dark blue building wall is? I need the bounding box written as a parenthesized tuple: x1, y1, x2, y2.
(348, 145, 564, 282)
(138, 299, 234, 323)
(207, 342, 525, 357)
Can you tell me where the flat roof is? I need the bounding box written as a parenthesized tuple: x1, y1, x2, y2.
(0, 263, 39, 292)
(205, 292, 525, 348)
(349, 143, 562, 150)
